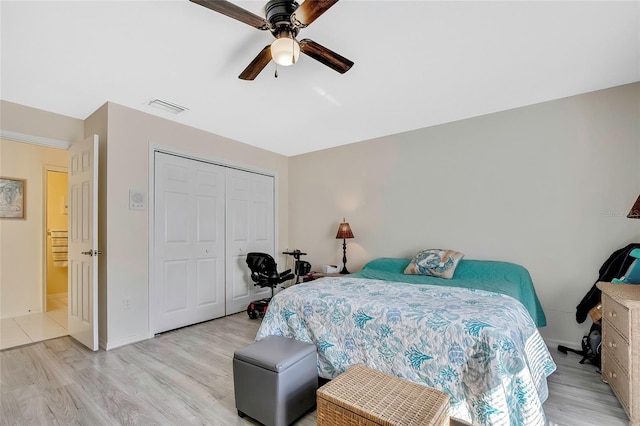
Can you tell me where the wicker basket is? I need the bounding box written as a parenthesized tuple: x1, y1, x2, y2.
(588, 302, 603, 323)
(317, 365, 450, 426)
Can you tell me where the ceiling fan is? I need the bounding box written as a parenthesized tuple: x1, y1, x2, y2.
(190, 0, 354, 80)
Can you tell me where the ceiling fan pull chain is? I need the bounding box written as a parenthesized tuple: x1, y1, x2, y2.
(275, 64, 278, 78)
(291, 35, 296, 64)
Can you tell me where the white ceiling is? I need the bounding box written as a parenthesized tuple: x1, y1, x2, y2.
(1, 1, 639, 156)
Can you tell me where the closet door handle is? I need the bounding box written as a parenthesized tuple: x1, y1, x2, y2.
(81, 250, 103, 256)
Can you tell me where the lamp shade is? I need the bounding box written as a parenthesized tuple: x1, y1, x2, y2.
(270, 37, 300, 67)
(336, 221, 354, 239)
(628, 194, 640, 219)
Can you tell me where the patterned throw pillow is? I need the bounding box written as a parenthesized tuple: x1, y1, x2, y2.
(404, 249, 465, 279)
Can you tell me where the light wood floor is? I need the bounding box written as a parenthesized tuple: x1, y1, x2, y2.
(0, 313, 629, 425)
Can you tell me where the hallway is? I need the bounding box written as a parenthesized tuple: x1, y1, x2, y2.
(0, 298, 67, 350)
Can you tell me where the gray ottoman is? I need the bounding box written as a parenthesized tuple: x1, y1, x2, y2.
(233, 335, 317, 426)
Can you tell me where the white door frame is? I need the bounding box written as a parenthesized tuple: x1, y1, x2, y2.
(42, 165, 69, 313)
(147, 144, 279, 338)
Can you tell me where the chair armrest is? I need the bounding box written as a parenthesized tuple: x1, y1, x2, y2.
(280, 272, 295, 283)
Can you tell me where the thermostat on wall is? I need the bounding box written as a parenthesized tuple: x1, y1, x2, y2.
(129, 190, 146, 210)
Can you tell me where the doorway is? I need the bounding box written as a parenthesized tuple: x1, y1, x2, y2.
(44, 168, 69, 327)
(0, 166, 69, 350)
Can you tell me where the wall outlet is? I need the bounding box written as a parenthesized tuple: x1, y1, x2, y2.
(123, 298, 131, 310)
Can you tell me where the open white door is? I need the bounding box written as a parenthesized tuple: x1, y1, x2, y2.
(68, 135, 99, 350)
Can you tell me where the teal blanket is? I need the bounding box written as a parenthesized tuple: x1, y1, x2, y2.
(257, 277, 555, 425)
(350, 257, 547, 327)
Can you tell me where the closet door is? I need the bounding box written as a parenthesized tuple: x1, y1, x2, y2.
(225, 168, 275, 315)
(154, 153, 226, 333)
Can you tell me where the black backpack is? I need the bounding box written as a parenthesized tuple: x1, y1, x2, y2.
(575, 243, 640, 323)
(558, 322, 601, 370)
(581, 323, 602, 368)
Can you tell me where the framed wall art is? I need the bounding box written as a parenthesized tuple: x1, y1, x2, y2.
(0, 177, 25, 219)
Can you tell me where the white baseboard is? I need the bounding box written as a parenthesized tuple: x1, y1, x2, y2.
(104, 334, 152, 351)
(1, 306, 43, 319)
(47, 292, 68, 301)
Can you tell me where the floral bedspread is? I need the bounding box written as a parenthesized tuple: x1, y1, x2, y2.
(256, 277, 556, 426)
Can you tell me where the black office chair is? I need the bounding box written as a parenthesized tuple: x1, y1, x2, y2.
(245, 252, 295, 319)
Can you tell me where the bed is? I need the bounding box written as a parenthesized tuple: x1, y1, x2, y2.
(256, 258, 556, 426)
(351, 257, 547, 327)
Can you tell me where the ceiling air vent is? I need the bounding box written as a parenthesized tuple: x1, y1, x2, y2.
(147, 98, 188, 115)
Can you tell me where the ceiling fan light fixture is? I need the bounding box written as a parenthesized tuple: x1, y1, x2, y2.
(271, 36, 300, 66)
(190, 0, 353, 79)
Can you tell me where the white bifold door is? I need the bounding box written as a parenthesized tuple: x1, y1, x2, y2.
(154, 152, 275, 334)
(154, 153, 226, 334)
(225, 168, 275, 314)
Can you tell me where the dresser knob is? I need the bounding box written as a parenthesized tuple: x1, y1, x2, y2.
(612, 373, 617, 379)
(608, 342, 617, 348)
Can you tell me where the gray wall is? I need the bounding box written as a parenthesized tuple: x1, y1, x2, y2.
(288, 83, 640, 347)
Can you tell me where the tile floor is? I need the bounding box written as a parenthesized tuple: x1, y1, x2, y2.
(0, 298, 68, 350)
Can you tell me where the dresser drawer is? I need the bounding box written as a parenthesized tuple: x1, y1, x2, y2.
(602, 318, 630, 374)
(602, 293, 630, 337)
(602, 348, 630, 413)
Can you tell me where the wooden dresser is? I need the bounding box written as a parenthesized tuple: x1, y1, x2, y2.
(597, 282, 640, 425)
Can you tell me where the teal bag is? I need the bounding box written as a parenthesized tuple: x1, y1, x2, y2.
(612, 248, 640, 284)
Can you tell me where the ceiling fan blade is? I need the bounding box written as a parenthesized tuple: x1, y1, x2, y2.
(292, 0, 339, 27)
(190, 0, 268, 30)
(299, 39, 353, 74)
(239, 45, 272, 80)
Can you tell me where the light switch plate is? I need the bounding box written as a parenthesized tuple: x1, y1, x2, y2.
(129, 190, 146, 210)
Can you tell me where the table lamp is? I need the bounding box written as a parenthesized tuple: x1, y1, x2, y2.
(335, 218, 354, 274)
